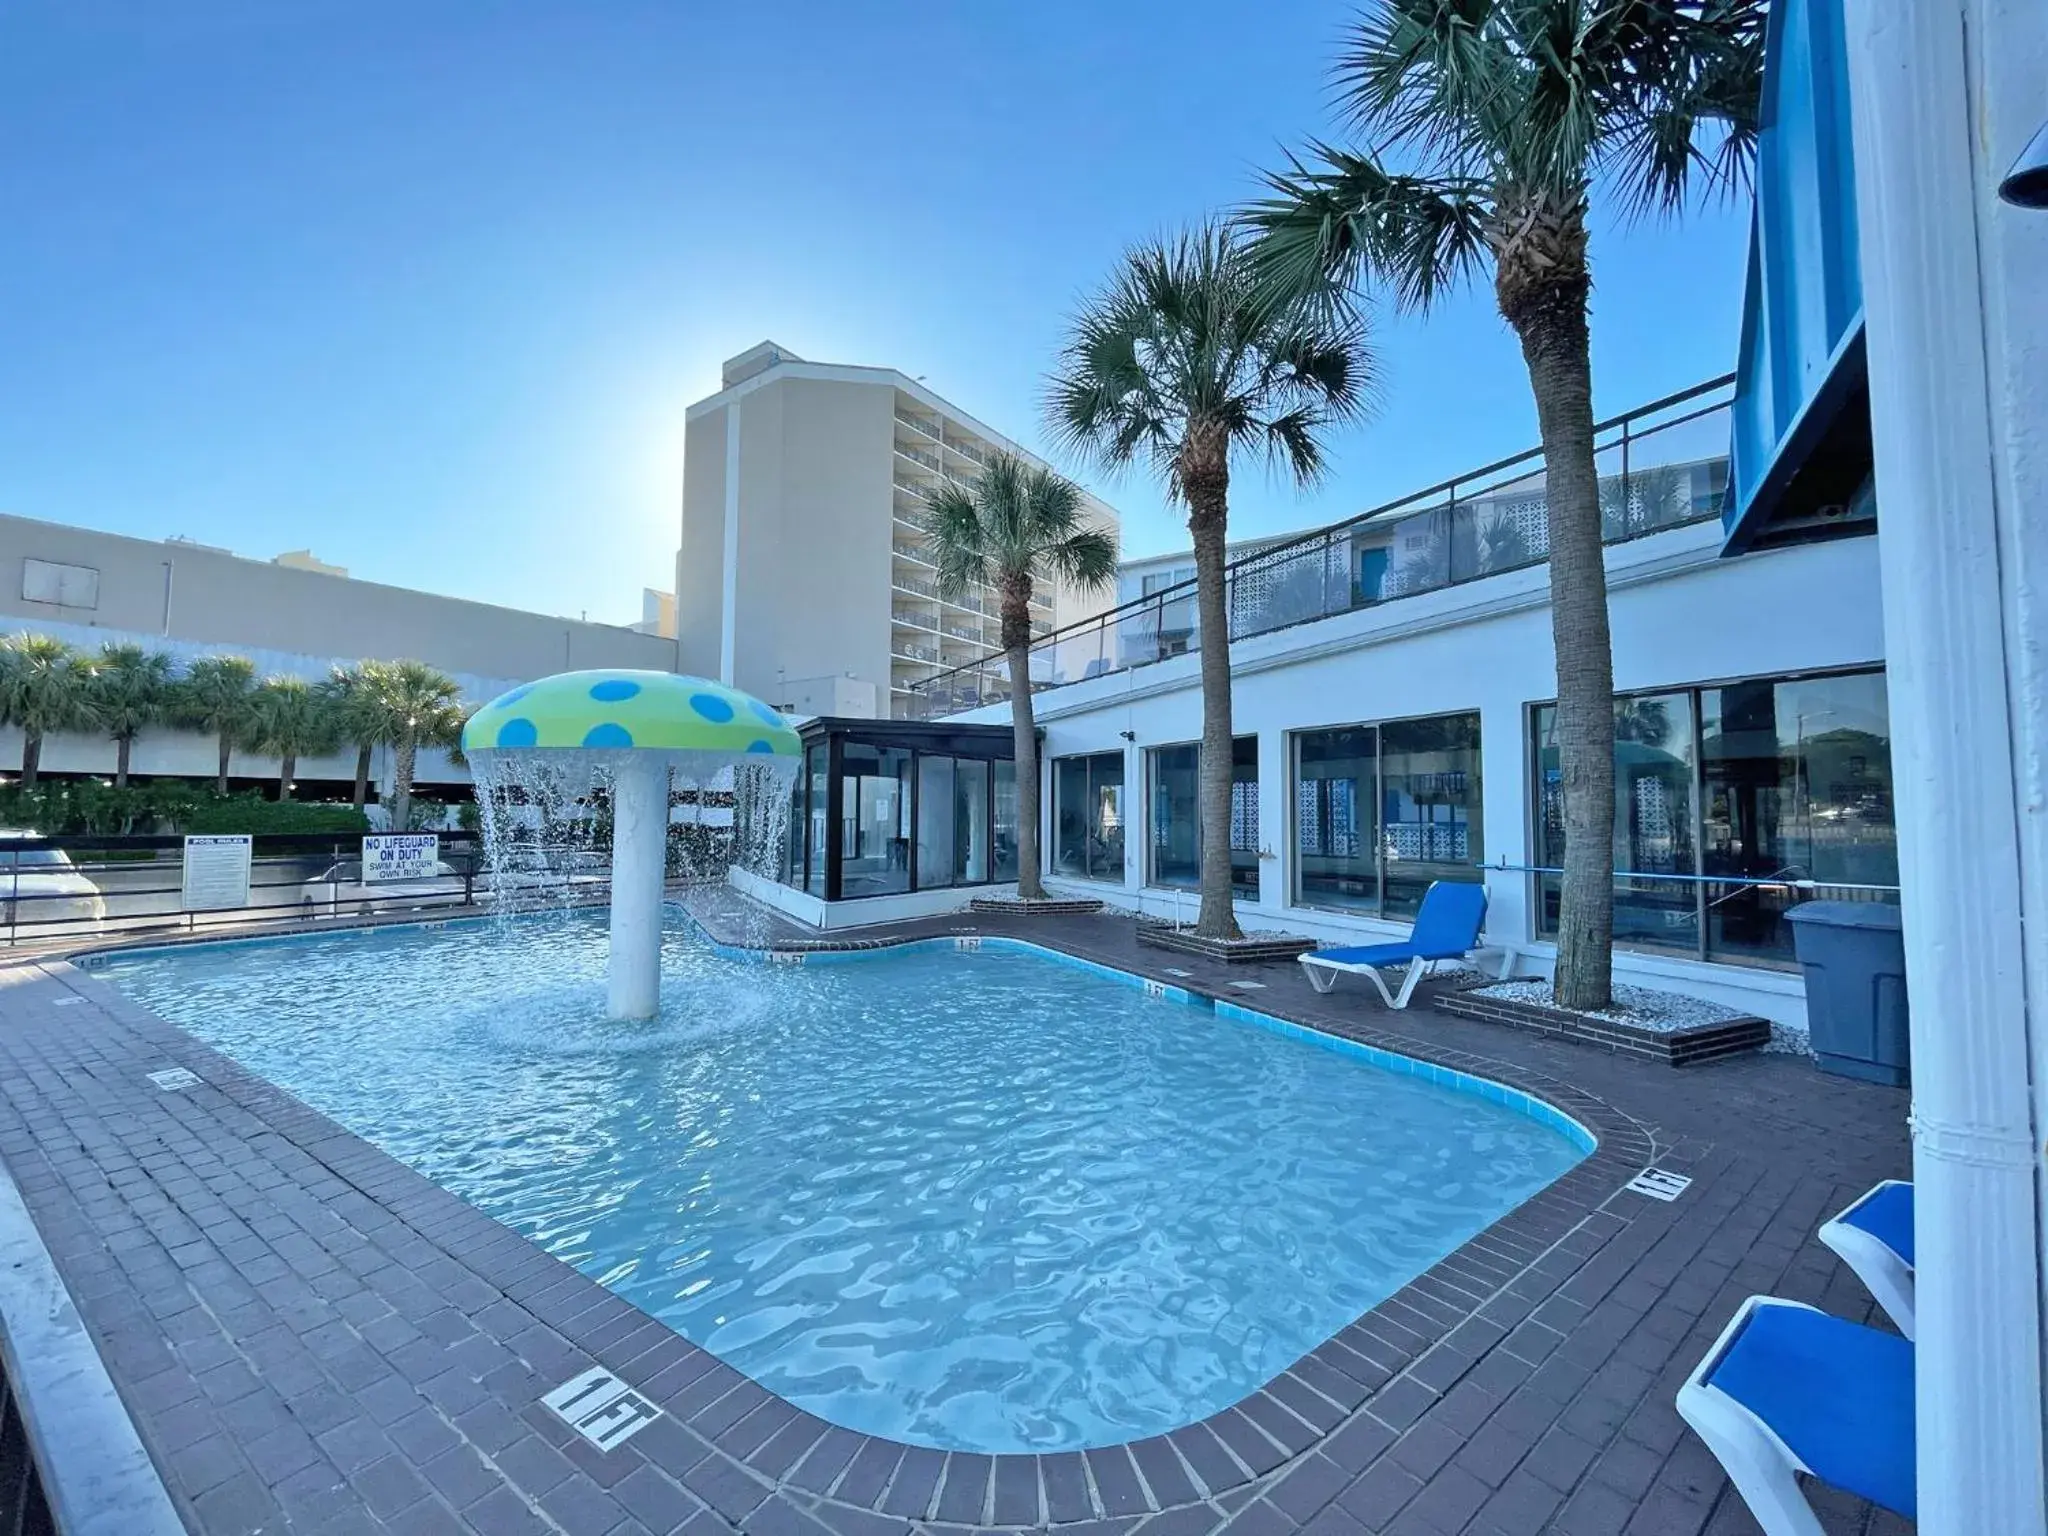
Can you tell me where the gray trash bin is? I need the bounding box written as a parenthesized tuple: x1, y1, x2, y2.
(1785, 901, 1910, 1087)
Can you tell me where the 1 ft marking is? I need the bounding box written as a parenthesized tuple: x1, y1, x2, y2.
(954, 936, 983, 951)
(542, 1367, 661, 1452)
(768, 951, 806, 966)
(1625, 1169, 1692, 1202)
(147, 1068, 201, 1091)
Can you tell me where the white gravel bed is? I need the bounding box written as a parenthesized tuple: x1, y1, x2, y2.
(1469, 979, 1751, 1033)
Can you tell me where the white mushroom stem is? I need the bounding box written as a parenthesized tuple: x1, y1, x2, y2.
(607, 754, 670, 1020)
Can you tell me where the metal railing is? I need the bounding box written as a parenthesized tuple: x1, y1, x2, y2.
(904, 375, 1736, 720)
(894, 409, 943, 441)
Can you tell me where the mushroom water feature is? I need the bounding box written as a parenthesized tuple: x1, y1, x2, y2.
(461, 670, 802, 1020)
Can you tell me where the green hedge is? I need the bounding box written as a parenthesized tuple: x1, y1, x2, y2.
(0, 780, 369, 837)
(176, 795, 370, 835)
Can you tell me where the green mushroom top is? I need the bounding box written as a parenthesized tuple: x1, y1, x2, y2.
(462, 671, 802, 758)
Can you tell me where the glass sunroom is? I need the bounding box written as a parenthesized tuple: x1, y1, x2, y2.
(777, 717, 1020, 901)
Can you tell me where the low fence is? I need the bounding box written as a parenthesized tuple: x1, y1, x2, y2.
(0, 832, 497, 949)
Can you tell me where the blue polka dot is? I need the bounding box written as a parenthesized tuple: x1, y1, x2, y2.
(495, 717, 538, 748)
(494, 683, 535, 708)
(689, 692, 735, 723)
(745, 739, 776, 754)
(748, 699, 784, 727)
(589, 679, 641, 702)
(583, 723, 634, 748)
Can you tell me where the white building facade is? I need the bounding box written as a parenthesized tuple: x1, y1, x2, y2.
(951, 495, 1885, 1036)
(679, 342, 1123, 720)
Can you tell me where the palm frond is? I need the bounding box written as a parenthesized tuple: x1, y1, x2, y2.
(1245, 145, 1492, 314)
(919, 479, 993, 598)
(1049, 221, 1378, 508)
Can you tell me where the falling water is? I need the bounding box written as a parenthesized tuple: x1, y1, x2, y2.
(468, 749, 798, 948)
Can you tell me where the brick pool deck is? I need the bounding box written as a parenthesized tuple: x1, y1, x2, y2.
(0, 906, 1911, 1535)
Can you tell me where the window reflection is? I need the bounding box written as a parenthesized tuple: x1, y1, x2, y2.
(1146, 738, 1258, 896)
(1054, 752, 1125, 882)
(1533, 669, 1897, 968)
(1293, 713, 1483, 916)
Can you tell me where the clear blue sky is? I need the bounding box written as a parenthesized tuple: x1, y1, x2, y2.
(0, 2, 1750, 627)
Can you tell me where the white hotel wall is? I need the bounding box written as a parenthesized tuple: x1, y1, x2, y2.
(957, 521, 1888, 1031)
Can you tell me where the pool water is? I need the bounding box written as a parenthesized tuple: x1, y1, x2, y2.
(100, 913, 1586, 1452)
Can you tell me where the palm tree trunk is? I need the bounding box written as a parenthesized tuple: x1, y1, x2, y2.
(353, 744, 372, 809)
(1006, 637, 1046, 900)
(216, 734, 232, 796)
(279, 753, 297, 801)
(392, 738, 416, 832)
(1187, 471, 1242, 941)
(1512, 277, 1614, 1011)
(20, 734, 40, 790)
(115, 736, 131, 791)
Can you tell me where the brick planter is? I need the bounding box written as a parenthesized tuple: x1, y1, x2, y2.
(1134, 924, 1319, 965)
(1435, 986, 1771, 1067)
(966, 896, 1105, 916)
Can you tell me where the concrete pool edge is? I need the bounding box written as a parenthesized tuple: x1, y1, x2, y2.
(12, 905, 1671, 1533)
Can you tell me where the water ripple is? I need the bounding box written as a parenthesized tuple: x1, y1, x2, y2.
(103, 913, 1584, 1451)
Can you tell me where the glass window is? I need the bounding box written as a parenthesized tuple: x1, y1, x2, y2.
(839, 744, 911, 897)
(1534, 693, 1699, 953)
(1532, 669, 1897, 968)
(915, 755, 956, 889)
(1230, 736, 1260, 896)
(953, 758, 991, 885)
(1053, 752, 1124, 882)
(1379, 715, 1484, 917)
(993, 759, 1019, 881)
(1295, 726, 1379, 912)
(1294, 713, 1482, 916)
(1148, 738, 1257, 895)
(1701, 672, 1896, 964)
(1148, 745, 1200, 888)
(804, 744, 828, 898)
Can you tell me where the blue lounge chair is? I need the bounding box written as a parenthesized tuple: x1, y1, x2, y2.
(1677, 1296, 1915, 1536)
(1818, 1179, 1914, 1339)
(1297, 880, 1492, 1008)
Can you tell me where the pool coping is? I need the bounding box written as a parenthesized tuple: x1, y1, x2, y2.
(13, 903, 1673, 1534)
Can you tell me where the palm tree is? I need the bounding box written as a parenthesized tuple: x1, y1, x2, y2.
(1049, 223, 1372, 939)
(922, 453, 1119, 900)
(176, 654, 260, 794)
(363, 660, 466, 832)
(1245, 0, 1761, 1007)
(252, 676, 340, 800)
(89, 643, 175, 789)
(0, 634, 94, 788)
(321, 662, 387, 809)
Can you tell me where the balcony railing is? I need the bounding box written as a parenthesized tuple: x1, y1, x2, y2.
(894, 408, 943, 441)
(904, 375, 1737, 720)
(896, 442, 942, 473)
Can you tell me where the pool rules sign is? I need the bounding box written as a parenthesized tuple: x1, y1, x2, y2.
(181, 835, 252, 911)
(362, 834, 438, 883)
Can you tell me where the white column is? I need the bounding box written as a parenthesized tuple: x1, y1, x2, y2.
(1257, 729, 1289, 912)
(1843, 1, 2048, 1530)
(607, 754, 671, 1021)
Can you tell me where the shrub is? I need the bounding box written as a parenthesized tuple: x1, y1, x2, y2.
(176, 793, 369, 835)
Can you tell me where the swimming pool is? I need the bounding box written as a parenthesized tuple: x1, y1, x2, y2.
(97, 912, 1588, 1453)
